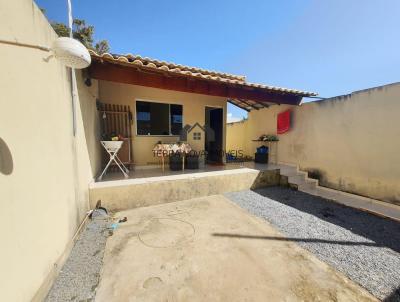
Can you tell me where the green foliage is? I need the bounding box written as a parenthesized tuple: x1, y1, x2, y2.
(94, 40, 110, 55)
(258, 134, 279, 142)
(72, 19, 94, 47)
(51, 18, 110, 54)
(51, 22, 70, 38)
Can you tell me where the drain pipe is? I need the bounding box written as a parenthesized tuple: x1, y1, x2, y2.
(67, 0, 77, 136)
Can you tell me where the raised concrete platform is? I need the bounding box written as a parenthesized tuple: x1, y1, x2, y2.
(90, 161, 400, 222)
(89, 168, 282, 211)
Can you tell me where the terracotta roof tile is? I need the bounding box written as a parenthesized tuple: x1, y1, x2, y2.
(89, 50, 317, 97)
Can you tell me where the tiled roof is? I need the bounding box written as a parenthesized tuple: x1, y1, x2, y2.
(89, 50, 317, 97)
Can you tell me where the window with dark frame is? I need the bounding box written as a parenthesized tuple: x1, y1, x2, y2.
(136, 101, 183, 135)
(193, 132, 201, 140)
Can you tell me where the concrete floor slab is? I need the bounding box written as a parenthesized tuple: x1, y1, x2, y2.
(96, 195, 377, 302)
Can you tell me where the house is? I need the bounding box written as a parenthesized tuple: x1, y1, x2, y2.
(2, 1, 400, 301)
(85, 50, 316, 170)
(1, 2, 317, 299)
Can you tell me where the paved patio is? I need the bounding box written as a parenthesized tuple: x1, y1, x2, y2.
(95, 195, 376, 301)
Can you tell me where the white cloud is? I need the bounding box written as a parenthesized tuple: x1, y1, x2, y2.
(227, 113, 242, 123)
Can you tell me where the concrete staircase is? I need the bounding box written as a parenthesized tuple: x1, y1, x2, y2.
(278, 164, 319, 191)
(279, 163, 400, 223)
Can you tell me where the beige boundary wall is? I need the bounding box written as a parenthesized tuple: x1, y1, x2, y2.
(98, 80, 227, 166)
(0, 1, 100, 301)
(226, 119, 248, 156)
(227, 83, 400, 204)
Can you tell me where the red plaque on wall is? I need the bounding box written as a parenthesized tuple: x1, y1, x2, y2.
(277, 109, 291, 134)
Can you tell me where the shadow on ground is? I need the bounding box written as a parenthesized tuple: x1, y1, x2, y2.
(252, 187, 400, 253)
(382, 287, 400, 302)
(384, 287, 400, 302)
(224, 187, 400, 301)
(212, 233, 386, 247)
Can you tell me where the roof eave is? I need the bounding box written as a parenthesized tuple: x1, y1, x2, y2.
(88, 55, 316, 108)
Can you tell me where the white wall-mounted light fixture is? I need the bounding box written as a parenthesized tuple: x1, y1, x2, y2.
(0, 1, 91, 138)
(52, 0, 91, 69)
(0, 37, 91, 70)
(51, 37, 91, 69)
(0, 36, 91, 69)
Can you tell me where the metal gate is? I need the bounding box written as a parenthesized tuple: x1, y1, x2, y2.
(97, 101, 133, 169)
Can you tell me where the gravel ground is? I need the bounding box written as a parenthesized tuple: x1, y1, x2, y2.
(45, 213, 109, 302)
(225, 187, 400, 301)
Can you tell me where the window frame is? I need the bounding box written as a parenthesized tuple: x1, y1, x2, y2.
(135, 99, 183, 137)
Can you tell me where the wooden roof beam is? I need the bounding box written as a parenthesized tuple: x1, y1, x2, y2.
(88, 61, 304, 105)
(227, 99, 251, 112)
(235, 99, 260, 110)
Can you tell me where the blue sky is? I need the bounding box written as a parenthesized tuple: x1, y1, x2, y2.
(36, 0, 400, 122)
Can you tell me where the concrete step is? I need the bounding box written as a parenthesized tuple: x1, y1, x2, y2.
(281, 164, 318, 191)
(278, 166, 299, 177)
(288, 174, 306, 184)
(297, 179, 318, 190)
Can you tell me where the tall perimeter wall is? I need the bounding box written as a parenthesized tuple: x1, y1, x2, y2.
(0, 1, 100, 300)
(227, 83, 400, 204)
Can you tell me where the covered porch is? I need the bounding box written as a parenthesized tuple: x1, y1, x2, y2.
(85, 50, 316, 182)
